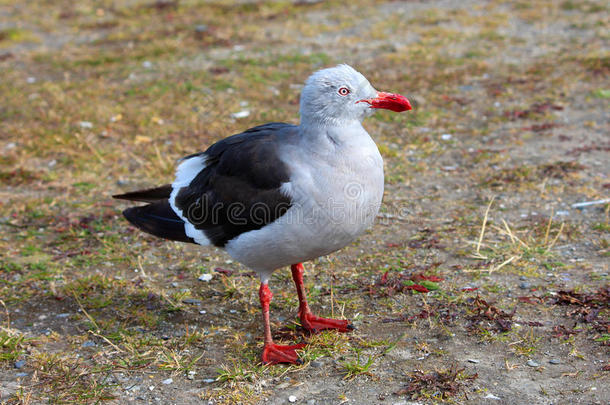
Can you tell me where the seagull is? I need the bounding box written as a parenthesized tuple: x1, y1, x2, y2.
(114, 64, 412, 364)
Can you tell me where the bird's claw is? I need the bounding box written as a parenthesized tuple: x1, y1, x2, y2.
(261, 342, 306, 365)
(301, 313, 353, 333)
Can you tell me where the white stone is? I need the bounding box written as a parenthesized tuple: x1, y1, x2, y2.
(231, 110, 250, 119)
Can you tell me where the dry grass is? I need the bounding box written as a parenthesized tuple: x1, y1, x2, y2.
(1, 0, 609, 403)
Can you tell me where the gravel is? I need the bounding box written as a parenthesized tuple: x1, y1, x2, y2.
(526, 360, 540, 367)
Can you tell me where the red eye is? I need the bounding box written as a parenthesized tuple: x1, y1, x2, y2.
(338, 87, 350, 96)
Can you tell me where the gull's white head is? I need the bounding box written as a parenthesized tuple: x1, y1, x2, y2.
(299, 64, 411, 126)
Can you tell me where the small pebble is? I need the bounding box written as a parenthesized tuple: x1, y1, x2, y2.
(310, 360, 323, 368)
(231, 110, 250, 119)
(79, 121, 93, 129)
(182, 298, 202, 305)
(14, 360, 26, 369)
(26, 76, 36, 83)
(195, 24, 208, 33)
(199, 310, 207, 314)
(519, 276, 528, 281)
(549, 359, 561, 365)
(82, 340, 96, 348)
(519, 282, 531, 289)
(440, 133, 452, 141)
(467, 359, 480, 364)
(288, 395, 297, 403)
(198, 274, 213, 282)
(161, 378, 173, 385)
(16, 372, 28, 377)
(203, 378, 215, 383)
(527, 360, 540, 367)
(485, 393, 501, 400)
(142, 61, 152, 69)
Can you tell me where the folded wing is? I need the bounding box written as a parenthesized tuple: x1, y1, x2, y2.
(115, 123, 297, 247)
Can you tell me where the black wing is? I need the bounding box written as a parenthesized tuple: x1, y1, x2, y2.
(173, 122, 297, 247)
(114, 184, 172, 203)
(122, 200, 195, 244)
(114, 184, 195, 243)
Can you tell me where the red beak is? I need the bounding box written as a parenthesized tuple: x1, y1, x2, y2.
(357, 91, 412, 112)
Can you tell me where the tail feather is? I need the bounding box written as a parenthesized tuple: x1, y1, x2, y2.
(113, 184, 172, 203)
(122, 200, 195, 244)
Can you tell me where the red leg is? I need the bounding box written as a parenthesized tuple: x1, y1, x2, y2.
(259, 283, 305, 365)
(291, 263, 353, 333)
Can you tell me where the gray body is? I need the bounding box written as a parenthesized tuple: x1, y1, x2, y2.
(225, 122, 383, 282)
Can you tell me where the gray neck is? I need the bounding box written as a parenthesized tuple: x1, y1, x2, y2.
(299, 113, 358, 129)
(297, 120, 370, 153)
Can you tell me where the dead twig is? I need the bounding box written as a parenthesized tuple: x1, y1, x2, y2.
(472, 197, 495, 259)
(0, 298, 9, 328)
